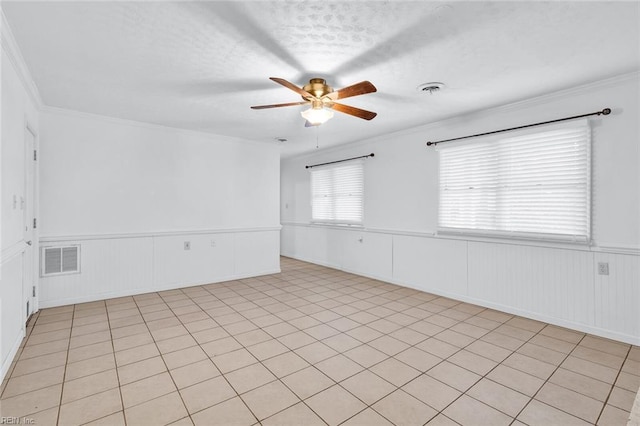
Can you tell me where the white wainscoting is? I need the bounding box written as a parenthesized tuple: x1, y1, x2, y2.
(0, 249, 26, 381)
(593, 252, 640, 341)
(393, 235, 468, 297)
(234, 231, 281, 279)
(281, 223, 640, 345)
(281, 225, 394, 279)
(154, 234, 233, 290)
(39, 227, 281, 308)
(341, 230, 393, 281)
(40, 237, 155, 307)
(467, 242, 595, 330)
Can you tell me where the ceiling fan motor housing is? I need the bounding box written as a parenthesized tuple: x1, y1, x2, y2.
(302, 78, 333, 99)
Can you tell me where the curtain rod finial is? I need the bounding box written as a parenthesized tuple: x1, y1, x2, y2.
(426, 141, 435, 147)
(602, 108, 611, 115)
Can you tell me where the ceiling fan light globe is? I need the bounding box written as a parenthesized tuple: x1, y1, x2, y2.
(301, 107, 334, 125)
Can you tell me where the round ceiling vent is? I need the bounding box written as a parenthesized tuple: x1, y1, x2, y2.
(417, 82, 445, 94)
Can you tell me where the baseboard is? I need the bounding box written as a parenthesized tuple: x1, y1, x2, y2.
(1, 329, 25, 384)
(396, 279, 640, 346)
(38, 268, 281, 309)
(283, 253, 640, 346)
(280, 253, 342, 271)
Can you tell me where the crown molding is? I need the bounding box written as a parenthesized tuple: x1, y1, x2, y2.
(41, 105, 277, 150)
(283, 70, 640, 162)
(469, 70, 639, 116)
(1, 7, 274, 152)
(1, 8, 43, 108)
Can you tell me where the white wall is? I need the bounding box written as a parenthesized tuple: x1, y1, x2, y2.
(1, 11, 41, 381)
(281, 72, 640, 345)
(40, 111, 280, 235)
(38, 109, 281, 307)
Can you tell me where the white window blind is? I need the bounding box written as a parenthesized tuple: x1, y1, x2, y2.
(438, 120, 591, 242)
(311, 160, 364, 224)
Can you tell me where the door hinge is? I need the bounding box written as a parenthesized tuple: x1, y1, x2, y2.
(32, 286, 36, 297)
(33, 150, 37, 161)
(33, 218, 37, 229)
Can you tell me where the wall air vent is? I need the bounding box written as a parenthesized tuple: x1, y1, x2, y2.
(41, 245, 80, 276)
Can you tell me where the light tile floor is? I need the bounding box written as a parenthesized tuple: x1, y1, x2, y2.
(1, 257, 638, 425)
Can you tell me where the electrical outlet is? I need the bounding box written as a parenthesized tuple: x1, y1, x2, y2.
(184, 241, 191, 250)
(211, 240, 216, 247)
(598, 262, 609, 275)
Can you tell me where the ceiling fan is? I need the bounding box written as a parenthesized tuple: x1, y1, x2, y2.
(251, 77, 377, 126)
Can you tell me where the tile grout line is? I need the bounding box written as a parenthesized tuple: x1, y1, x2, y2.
(308, 272, 502, 424)
(105, 299, 129, 426)
(221, 273, 491, 424)
(216, 274, 362, 426)
(164, 280, 282, 424)
(594, 344, 633, 424)
(4, 258, 636, 426)
(182, 273, 343, 424)
(0, 313, 41, 399)
(203, 268, 526, 424)
(57, 301, 122, 426)
(177, 272, 384, 424)
(0, 320, 28, 399)
(189, 278, 312, 421)
(510, 332, 590, 424)
(131, 292, 204, 426)
(54, 304, 76, 426)
(373, 310, 530, 423)
(339, 299, 593, 423)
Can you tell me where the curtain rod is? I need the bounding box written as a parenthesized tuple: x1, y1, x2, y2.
(305, 153, 374, 169)
(426, 108, 611, 147)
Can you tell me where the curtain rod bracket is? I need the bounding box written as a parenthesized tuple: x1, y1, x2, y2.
(426, 108, 611, 147)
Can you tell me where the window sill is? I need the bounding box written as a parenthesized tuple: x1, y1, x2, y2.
(281, 223, 639, 254)
(436, 227, 590, 245)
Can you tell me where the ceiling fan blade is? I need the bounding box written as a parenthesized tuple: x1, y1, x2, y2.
(328, 81, 377, 100)
(250, 101, 309, 110)
(331, 102, 377, 120)
(270, 77, 315, 99)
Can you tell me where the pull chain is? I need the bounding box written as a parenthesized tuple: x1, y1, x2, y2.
(316, 125, 319, 149)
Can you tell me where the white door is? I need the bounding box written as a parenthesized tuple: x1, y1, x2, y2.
(23, 126, 36, 322)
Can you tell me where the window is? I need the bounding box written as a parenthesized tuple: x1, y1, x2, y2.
(311, 160, 364, 225)
(438, 120, 591, 242)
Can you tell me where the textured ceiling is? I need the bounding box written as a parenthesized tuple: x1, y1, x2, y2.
(3, 1, 639, 157)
